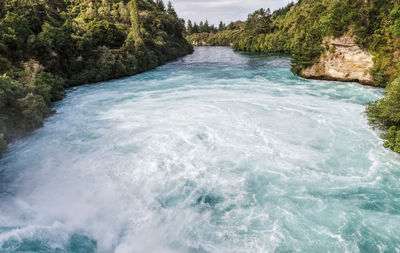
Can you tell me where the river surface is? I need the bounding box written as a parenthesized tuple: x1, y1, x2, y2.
(0, 47, 400, 252)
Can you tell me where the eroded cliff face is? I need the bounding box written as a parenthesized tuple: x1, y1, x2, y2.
(301, 36, 374, 85)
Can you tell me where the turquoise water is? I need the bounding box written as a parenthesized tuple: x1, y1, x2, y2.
(0, 47, 400, 252)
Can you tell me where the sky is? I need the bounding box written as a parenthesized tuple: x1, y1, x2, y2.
(170, 0, 294, 25)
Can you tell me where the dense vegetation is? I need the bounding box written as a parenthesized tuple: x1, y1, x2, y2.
(0, 0, 193, 157)
(186, 0, 400, 153)
(186, 20, 244, 46)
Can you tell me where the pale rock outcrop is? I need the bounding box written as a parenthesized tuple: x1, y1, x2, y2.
(301, 36, 374, 85)
(192, 40, 210, 46)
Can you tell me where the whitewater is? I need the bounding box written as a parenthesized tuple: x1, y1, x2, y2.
(0, 47, 399, 252)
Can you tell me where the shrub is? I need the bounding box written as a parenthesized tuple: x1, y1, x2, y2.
(0, 133, 6, 157)
(366, 76, 400, 129)
(16, 93, 51, 132)
(382, 126, 400, 153)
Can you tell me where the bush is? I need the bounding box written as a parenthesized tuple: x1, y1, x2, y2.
(366, 76, 400, 153)
(390, 4, 400, 37)
(87, 20, 125, 48)
(0, 133, 6, 157)
(0, 12, 31, 56)
(382, 126, 400, 153)
(16, 93, 51, 133)
(34, 72, 66, 105)
(366, 76, 400, 129)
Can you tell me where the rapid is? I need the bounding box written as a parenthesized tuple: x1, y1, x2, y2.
(0, 47, 399, 252)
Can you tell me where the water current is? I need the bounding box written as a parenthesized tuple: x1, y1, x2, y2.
(0, 47, 399, 252)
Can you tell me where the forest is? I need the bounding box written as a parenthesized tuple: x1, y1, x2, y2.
(186, 0, 400, 153)
(0, 0, 193, 157)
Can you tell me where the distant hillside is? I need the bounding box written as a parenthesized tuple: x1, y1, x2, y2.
(186, 0, 400, 153)
(0, 0, 193, 157)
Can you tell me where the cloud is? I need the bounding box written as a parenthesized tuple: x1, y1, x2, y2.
(170, 0, 294, 25)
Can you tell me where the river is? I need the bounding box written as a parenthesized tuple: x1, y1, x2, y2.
(0, 47, 399, 252)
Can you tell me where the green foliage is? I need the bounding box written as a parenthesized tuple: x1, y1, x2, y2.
(324, 0, 363, 38)
(128, 0, 142, 48)
(218, 21, 226, 31)
(390, 4, 400, 37)
(0, 0, 193, 157)
(15, 93, 51, 133)
(245, 8, 272, 35)
(87, 20, 125, 48)
(0, 75, 24, 109)
(167, 1, 177, 17)
(34, 72, 65, 105)
(0, 12, 32, 60)
(366, 75, 400, 152)
(186, 20, 219, 35)
(0, 133, 6, 157)
(382, 126, 400, 153)
(274, 2, 294, 17)
(155, 0, 165, 12)
(186, 30, 241, 46)
(291, 28, 323, 75)
(366, 76, 400, 129)
(370, 53, 395, 87)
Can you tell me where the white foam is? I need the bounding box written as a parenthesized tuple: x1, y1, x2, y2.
(0, 47, 399, 252)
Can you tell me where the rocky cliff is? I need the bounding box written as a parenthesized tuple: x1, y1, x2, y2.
(191, 40, 210, 46)
(301, 36, 374, 85)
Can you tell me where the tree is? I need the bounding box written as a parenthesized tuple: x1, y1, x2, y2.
(192, 22, 199, 33)
(187, 19, 193, 34)
(198, 20, 211, 33)
(98, 0, 112, 16)
(167, 1, 177, 17)
(156, 0, 165, 12)
(199, 21, 204, 32)
(204, 20, 210, 33)
(218, 21, 225, 31)
(389, 4, 400, 36)
(209, 24, 217, 33)
(0, 134, 7, 157)
(0, 13, 32, 57)
(274, 1, 294, 17)
(0, 1, 5, 19)
(118, 2, 130, 23)
(128, 0, 142, 47)
(245, 8, 272, 35)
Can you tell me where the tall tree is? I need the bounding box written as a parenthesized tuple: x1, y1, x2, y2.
(167, 1, 177, 17)
(218, 21, 225, 31)
(128, 0, 142, 47)
(192, 22, 199, 33)
(245, 8, 272, 34)
(118, 2, 130, 23)
(155, 0, 165, 11)
(0, 0, 5, 19)
(199, 21, 204, 32)
(204, 20, 210, 33)
(187, 19, 193, 34)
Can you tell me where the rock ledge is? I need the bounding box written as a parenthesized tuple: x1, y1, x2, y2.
(301, 36, 374, 85)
